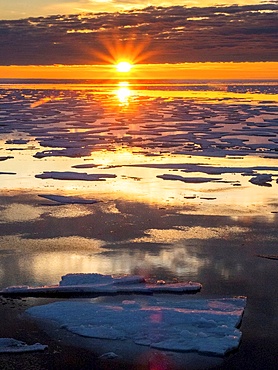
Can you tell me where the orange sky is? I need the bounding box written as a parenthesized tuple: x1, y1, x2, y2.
(0, 1, 267, 20)
(0, 4, 276, 76)
(0, 62, 277, 80)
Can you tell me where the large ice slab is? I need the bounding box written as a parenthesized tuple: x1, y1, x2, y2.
(0, 338, 47, 353)
(0, 273, 202, 297)
(26, 296, 246, 356)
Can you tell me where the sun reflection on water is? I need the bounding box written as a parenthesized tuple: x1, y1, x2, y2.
(115, 81, 132, 105)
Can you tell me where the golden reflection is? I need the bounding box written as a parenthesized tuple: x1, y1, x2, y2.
(115, 81, 131, 105)
(30, 97, 51, 108)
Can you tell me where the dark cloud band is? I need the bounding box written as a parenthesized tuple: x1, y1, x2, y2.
(0, 4, 277, 65)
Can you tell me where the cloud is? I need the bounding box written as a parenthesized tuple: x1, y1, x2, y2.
(0, 3, 277, 65)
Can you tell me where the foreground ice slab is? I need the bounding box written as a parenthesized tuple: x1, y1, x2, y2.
(0, 273, 202, 297)
(26, 296, 246, 356)
(0, 338, 47, 353)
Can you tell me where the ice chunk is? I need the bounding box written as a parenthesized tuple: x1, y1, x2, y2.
(71, 163, 99, 169)
(0, 338, 47, 353)
(35, 171, 117, 181)
(59, 273, 145, 286)
(26, 297, 246, 356)
(5, 139, 29, 144)
(249, 174, 272, 186)
(38, 194, 99, 204)
(0, 156, 14, 161)
(0, 273, 202, 297)
(157, 174, 221, 183)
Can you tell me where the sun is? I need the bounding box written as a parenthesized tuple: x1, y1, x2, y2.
(116, 61, 133, 73)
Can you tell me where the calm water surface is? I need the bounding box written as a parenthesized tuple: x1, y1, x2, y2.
(0, 80, 278, 369)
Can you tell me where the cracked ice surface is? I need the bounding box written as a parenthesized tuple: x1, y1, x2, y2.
(26, 295, 246, 356)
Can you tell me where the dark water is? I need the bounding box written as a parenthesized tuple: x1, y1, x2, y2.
(0, 195, 278, 369)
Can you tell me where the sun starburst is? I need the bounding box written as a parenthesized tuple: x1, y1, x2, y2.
(116, 61, 133, 73)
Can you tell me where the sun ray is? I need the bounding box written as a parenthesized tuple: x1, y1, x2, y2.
(91, 31, 158, 67)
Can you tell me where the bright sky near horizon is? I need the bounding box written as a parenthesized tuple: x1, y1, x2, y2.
(0, 0, 277, 79)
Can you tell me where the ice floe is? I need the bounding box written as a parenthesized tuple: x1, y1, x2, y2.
(157, 174, 221, 183)
(1, 86, 277, 163)
(35, 171, 117, 181)
(0, 273, 202, 297)
(0, 156, 14, 161)
(38, 194, 99, 204)
(0, 338, 47, 353)
(71, 163, 99, 169)
(34, 148, 93, 158)
(249, 174, 272, 186)
(127, 163, 278, 176)
(26, 296, 246, 356)
(5, 139, 29, 145)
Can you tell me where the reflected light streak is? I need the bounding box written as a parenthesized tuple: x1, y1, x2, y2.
(115, 82, 131, 105)
(30, 97, 52, 108)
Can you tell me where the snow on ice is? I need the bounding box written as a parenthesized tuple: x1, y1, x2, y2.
(1, 274, 246, 356)
(26, 295, 246, 356)
(0, 273, 202, 296)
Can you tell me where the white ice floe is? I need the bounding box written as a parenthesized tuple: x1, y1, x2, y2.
(249, 174, 272, 186)
(157, 174, 221, 183)
(0, 338, 47, 353)
(38, 194, 99, 204)
(35, 171, 117, 181)
(0, 273, 202, 296)
(26, 296, 246, 356)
